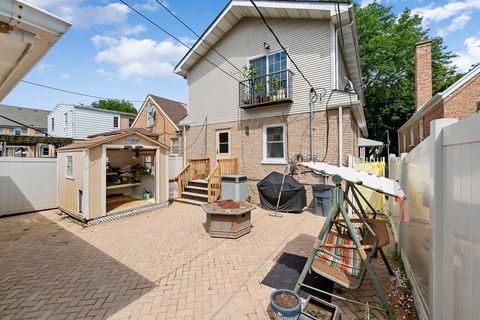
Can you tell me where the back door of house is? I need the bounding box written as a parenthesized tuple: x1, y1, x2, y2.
(216, 129, 231, 160)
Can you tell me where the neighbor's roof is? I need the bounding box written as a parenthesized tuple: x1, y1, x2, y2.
(149, 94, 187, 126)
(87, 127, 159, 139)
(49, 104, 138, 117)
(0, 0, 71, 101)
(0, 104, 49, 129)
(398, 64, 480, 132)
(358, 137, 383, 147)
(59, 128, 168, 151)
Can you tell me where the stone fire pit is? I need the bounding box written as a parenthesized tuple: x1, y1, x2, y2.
(201, 200, 255, 239)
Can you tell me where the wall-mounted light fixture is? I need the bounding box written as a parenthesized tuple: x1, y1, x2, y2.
(263, 42, 270, 50)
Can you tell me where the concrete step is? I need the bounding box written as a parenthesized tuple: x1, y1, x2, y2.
(175, 198, 206, 206)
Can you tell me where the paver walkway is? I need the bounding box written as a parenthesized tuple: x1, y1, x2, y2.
(0, 203, 393, 319)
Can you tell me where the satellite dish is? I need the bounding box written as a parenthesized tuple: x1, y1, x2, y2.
(344, 77, 355, 93)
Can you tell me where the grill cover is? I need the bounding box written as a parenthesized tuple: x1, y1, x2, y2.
(257, 172, 306, 212)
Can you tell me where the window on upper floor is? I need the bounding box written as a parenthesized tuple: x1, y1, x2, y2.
(113, 116, 119, 128)
(128, 118, 134, 127)
(64, 113, 68, 127)
(51, 118, 54, 131)
(171, 138, 179, 155)
(10, 128, 26, 136)
(147, 108, 155, 127)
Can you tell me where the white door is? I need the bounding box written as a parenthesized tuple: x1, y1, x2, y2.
(216, 129, 231, 160)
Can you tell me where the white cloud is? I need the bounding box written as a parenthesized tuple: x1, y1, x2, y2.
(412, 0, 480, 25)
(61, 73, 70, 79)
(360, 0, 376, 8)
(453, 34, 480, 72)
(92, 36, 190, 79)
(96, 68, 115, 81)
(437, 14, 471, 37)
(37, 63, 53, 74)
(134, 0, 168, 12)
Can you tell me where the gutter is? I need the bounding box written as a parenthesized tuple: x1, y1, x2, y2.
(397, 94, 442, 132)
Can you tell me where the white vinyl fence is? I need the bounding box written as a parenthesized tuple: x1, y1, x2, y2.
(389, 115, 480, 320)
(0, 157, 57, 216)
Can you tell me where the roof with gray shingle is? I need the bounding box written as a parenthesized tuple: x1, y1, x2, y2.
(0, 105, 49, 129)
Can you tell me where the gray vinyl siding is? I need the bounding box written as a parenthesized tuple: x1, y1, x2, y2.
(48, 104, 74, 138)
(183, 18, 357, 126)
(48, 105, 125, 139)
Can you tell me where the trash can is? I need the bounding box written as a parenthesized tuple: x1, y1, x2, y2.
(312, 184, 333, 216)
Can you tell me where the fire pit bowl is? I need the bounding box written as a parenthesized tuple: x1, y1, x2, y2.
(201, 200, 255, 239)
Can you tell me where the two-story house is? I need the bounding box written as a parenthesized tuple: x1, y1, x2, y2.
(398, 40, 480, 153)
(0, 104, 52, 157)
(131, 94, 187, 159)
(173, 0, 367, 204)
(48, 104, 137, 140)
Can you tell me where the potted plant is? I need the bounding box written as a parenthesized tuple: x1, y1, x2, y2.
(143, 189, 151, 200)
(243, 64, 257, 104)
(270, 289, 301, 320)
(254, 82, 267, 103)
(298, 295, 341, 320)
(269, 75, 281, 101)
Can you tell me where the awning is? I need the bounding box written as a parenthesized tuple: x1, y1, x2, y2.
(358, 137, 383, 147)
(0, 0, 71, 101)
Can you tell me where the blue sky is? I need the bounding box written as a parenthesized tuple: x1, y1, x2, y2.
(3, 0, 480, 111)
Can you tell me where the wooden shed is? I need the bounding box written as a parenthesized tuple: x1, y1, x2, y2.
(57, 128, 169, 222)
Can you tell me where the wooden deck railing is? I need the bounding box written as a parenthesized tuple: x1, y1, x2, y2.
(217, 158, 238, 176)
(189, 158, 210, 180)
(207, 166, 221, 203)
(176, 164, 191, 195)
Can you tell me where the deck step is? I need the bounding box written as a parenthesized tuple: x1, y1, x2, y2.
(182, 191, 208, 202)
(175, 198, 206, 206)
(189, 180, 208, 188)
(184, 185, 208, 195)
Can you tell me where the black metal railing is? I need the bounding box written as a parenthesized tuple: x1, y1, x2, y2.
(239, 69, 293, 108)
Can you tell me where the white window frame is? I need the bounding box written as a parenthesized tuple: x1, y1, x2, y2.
(171, 138, 179, 155)
(248, 49, 289, 95)
(65, 154, 74, 179)
(51, 118, 54, 131)
(41, 146, 49, 157)
(419, 120, 424, 141)
(147, 109, 155, 127)
(64, 112, 68, 127)
(409, 128, 414, 146)
(262, 123, 287, 164)
(113, 116, 119, 128)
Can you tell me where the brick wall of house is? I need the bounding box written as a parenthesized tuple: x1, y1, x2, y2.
(443, 72, 480, 120)
(186, 109, 357, 205)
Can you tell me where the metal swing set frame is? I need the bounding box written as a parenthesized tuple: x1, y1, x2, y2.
(294, 165, 400, 320)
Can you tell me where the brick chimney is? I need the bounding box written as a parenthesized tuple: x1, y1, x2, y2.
(414, 39, 432, 111)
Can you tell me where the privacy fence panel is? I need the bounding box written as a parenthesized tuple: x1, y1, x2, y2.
(0, 158, 57, 216)
(389, 115, 480, 320)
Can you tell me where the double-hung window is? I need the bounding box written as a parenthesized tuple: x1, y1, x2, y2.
(113, 116, 119, 128)
(66, 155, 74, 179)
(171, 138, 179, 155)
(263, 124, 286, 164)
(249, 51, 288, 97)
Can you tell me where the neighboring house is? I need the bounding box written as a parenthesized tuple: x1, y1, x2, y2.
(0, 0, 71, 100)
(48, 105, 137, 140)
(0, 104, 52, 157)
(173, 0, 367, 203)
(57, 128, 170, 222)
(398, 40, 480, 153)
(132, 94, 187, 158)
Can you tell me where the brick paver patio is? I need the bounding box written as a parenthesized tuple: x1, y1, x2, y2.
(0, 203, 394, 319)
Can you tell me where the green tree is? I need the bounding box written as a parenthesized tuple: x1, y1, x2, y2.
(90, 99, 138, 114)
(355, 2, 461, 154)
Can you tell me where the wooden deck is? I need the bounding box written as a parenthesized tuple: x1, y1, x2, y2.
(106, 195, 155, 214)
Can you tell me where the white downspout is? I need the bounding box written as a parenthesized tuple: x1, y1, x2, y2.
(182, 125, 187, 167)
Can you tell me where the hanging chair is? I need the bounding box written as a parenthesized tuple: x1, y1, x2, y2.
(294, 174, 396, 320)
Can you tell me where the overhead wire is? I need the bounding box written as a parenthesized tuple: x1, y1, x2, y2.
(154, 0, 244, 76)
(20, 80, 143, 102)
(0, 114, 50, 136)
(119, 0, 240, 82)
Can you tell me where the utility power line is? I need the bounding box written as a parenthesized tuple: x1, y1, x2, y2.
(154, 0, 244, 76)
(20, 80, 144, 103)
(119, 0, 240, 82)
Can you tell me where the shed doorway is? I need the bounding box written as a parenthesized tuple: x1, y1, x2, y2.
(105, 147, 157, 215)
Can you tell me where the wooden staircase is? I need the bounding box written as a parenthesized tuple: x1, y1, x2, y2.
(174, 158, 238, 206)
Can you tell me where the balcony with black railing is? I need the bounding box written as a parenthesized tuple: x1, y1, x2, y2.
(239, 70, 293, 109)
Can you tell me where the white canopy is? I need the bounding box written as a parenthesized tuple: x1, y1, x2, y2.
(358, 137, 383, 147)
(299, 162, 405, 199)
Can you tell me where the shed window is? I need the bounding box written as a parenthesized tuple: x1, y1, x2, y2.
(171, 138, 179, 155)
(113, 116, 119, 128)
(66, 155, 74, 179)
(144, 155, 152, 170)
(263, 124, 286, 164)
(42, 147, 49, 156)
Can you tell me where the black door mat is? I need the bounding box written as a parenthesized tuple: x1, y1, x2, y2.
(261, 252, 334, 302)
